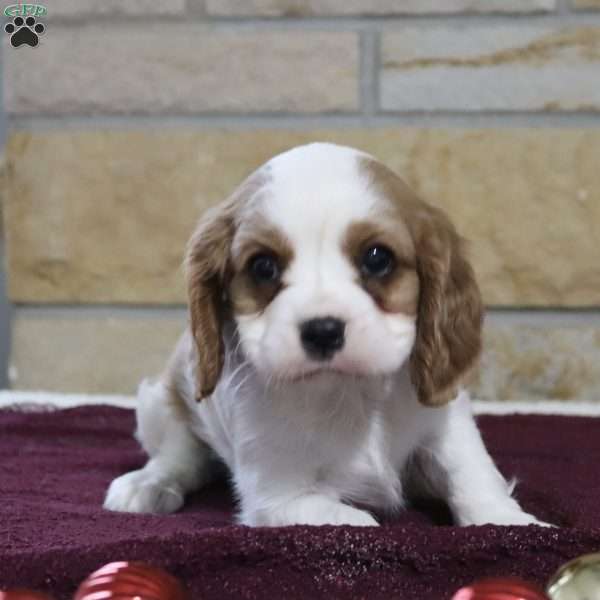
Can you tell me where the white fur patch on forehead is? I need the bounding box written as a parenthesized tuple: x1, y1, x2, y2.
(258, 143, 379, 239)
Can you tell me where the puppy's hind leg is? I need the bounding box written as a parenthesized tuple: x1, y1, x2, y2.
(104, 377, 210, 514)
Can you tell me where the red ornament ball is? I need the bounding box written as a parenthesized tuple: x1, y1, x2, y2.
(0, 592, 54, 600)
(452, 577, 550, 600)
(73, 561, 189, 600)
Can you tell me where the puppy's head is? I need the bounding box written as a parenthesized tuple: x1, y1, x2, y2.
(187, 143, 482, 406)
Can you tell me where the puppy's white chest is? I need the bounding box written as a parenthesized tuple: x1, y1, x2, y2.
(326, 421, 405, 511)
(314, 407, 434, 518)
(191, 367, 435, 516)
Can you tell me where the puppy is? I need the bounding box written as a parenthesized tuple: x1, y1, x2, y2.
(104, 142, 543, 528)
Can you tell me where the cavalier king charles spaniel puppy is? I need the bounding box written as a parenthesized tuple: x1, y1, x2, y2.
(104, 142, 544, 528)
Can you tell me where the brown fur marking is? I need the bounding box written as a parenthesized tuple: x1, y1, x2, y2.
(229, 221, 294, 316)
(343, 220, 419, 316)
(360, 157, 483, 407)
(186, 170, 268, 401)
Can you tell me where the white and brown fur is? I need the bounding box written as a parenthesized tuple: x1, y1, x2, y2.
(104, 143, 544, 528)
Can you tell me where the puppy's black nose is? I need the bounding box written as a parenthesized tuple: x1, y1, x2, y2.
(300, 317, 345, 360)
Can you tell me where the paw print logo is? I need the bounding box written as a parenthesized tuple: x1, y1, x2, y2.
(4, 15, 45, 47)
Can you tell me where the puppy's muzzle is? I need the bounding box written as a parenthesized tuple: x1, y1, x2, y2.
(300, 317, 345, 361)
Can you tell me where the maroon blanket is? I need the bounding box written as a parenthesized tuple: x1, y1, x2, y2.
(1, 405, 599, 600)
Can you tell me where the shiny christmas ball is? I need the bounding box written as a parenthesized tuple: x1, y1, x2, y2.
(73, 561, 189, 600)
(547, 553, 600, 600)
(0, 591, 54, 600)
(451, 577, 549, 600)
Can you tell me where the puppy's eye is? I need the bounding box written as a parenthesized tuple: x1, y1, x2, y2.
(361, 245, 395, 278)
(249, 253, 280, 284)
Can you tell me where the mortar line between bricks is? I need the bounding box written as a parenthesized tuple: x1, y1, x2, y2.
(8, 113, 600, 131)
(201, 11, 595, 26)
(36, 12, 600, 28)
(556, 0, 572, 15)
(12, 305, 188, 319)
(359, 29, 378, 119)
(0, 27, 12, 389)
(185, 0, 207, 17)
(11, 305, 600, 324)
(372, 29, 383, 121)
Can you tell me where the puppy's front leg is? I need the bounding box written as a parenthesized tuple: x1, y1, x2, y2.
(104, 379, 210, 514)
(235, 465, 378, 527)
(423, 393, 546, 527)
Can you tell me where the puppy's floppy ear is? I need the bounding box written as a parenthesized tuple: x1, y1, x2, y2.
(359, 156, 482, 406)
(186, 200, 236, 401)
(185, 169, 268, 401)
(409, 205, 483, 407)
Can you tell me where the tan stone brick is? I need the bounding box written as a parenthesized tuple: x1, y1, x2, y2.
(572, 0, 600, 8)
(475, 326, 600, 402)
(10, 312, 600, 400)
(204, 0, 555, 16)
(381, 26, 600, 112)
(49, 0, 186, 17)
(4, 129, 600, 306)
(4, 26, 358, 114)
(10, 312, 184, 394)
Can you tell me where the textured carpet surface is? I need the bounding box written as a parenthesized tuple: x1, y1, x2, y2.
(1, 405, 599, 599)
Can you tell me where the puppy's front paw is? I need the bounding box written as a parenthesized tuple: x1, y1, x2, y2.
(244, 497, 379, 527)
(458, 506, 552, 527)
(486, 510, 554, 527)
(103, 468, 184, 514)
(328, 504, 379, 527)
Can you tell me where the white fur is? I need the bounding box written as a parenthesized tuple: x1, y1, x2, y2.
(235, 143, 415, 381)
(104, 143, 545, 528)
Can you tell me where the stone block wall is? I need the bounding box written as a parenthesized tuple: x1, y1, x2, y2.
(2, 0, 600, 399)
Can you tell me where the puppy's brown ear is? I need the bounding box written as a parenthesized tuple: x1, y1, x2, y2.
(185, 169, 267, 401)
(409, 205, 483, 407)
(185, 202, 236, 401)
